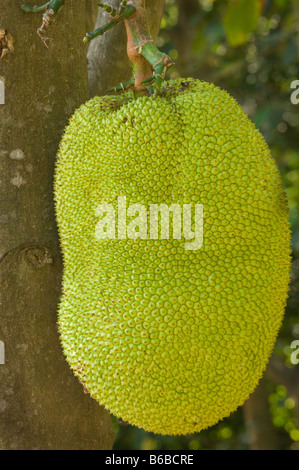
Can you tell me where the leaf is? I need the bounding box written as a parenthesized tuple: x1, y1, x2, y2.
(222, 0, 263, 47)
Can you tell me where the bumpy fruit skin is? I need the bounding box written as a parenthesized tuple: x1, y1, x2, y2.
(54, 78, 291, 435)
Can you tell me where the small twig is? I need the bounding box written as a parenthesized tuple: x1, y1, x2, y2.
(21, 0, 65, 47)
(84, 2, 136, 43)
(98, 3, 118, 17)
(98, 1, 129, 17)
(20, 1, 52, 13)
(105, 78, 135, 93)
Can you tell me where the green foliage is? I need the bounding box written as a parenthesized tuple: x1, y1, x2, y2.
(269, 385, 299, 446)
(222, 0, 263, 46)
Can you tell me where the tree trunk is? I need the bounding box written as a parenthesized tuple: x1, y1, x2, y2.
(243, 376, 279, 450)
(172, 0, 199, 74)
(0, 1, 114, 450)
(88, 0, 166, 97)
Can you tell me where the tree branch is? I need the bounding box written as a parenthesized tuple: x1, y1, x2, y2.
(243, 377, 279, 450)
(84, 2, 136, 43)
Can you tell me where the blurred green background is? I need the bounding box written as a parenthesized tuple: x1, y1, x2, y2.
(113, 0, 299, 450)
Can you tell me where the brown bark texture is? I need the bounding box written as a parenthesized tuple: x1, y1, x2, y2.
(0, 0, 114, 450)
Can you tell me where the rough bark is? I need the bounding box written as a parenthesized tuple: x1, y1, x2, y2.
(243, 376, 279, 450)
(0, 1, 114, 450)
(88, 0, 166, 97)
(86, 0, 101, 34)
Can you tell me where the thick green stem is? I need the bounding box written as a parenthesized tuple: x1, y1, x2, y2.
(105, 78, 135, 93)
(135, 39, 173, 92)
(21, 1, 52, 13)
(21, 0, 64, 16)
(124, 0, 172, 95)
(84, 4, 136, 43)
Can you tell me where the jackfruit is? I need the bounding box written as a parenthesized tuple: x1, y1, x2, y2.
(54, 78, 291, 435)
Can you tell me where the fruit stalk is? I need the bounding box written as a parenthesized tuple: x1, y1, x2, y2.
(85, 0, 172, 95)
(124, 0, 173, 94)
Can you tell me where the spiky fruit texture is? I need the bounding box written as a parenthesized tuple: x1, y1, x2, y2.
(54, 78, 291, 435)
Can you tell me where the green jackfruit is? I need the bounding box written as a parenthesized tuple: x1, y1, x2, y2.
(54, 78, 291, 435)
